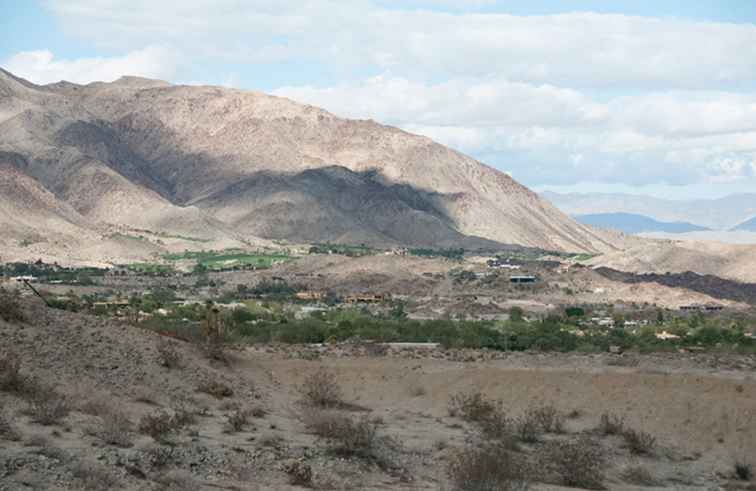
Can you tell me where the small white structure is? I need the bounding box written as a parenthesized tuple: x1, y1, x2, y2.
(656, 331, 681, 340)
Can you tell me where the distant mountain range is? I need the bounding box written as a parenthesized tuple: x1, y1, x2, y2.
(574, 213, 710, 234)
(733, 216, 756, 231)
(542, 191, 756, 231)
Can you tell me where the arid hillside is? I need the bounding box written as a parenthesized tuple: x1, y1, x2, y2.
(0, 68, 618, 258)
(1, 295, 754, 490)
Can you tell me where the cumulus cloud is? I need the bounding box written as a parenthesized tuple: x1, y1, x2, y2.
(17, 1, 756, 188)
(45, 1, 756, 89)
(3, 46, 180, 85)
(275, 76, 756, 185)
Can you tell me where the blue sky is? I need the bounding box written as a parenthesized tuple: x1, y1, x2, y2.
(3, 0, 756, 199)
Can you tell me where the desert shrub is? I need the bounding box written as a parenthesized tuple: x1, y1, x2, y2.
(0, 353, 33, 395)
(621, 466, 659, 486)
(304, 409, 398, 470)
(448, 390, 501, 423)
(156, 339, 182, 369)
(27, 389, 71, 425)
(447, 441, 531, 491)
(0, 407, 20, 441)
(200, 338, 229, 364)
(78, 396, 112, 417)
(529, 405, 565, 434)
(623, 428, 656, 455)
(284, 460, 313, 486)
(71, 461, 118, 491)
(250, 405, 266, 418)
(155, 470, 201, 491)
(515, 414, 541, 444)
(735, 461, 753, 481)
(224, 408, 250, 433)
(543, 437, 606, 489)
(171, 405, 197, 427)
(144, 445, 175, 469)
(408, 384, 427, 397)
(0, 289, 24, 323)
(363, 342, 388, 357)
(197, 380, 234, 399)
(597, 412, 625, 435)
(98, 410, 133, 447)
(139, 411, 181, 443)
(299, 368, 343, 408)
(479, 411, 518, 447)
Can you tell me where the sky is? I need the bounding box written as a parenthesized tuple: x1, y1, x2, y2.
(2, 1, 756, 200)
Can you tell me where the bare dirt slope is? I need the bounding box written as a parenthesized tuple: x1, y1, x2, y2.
(588, 239, 756, 283)
(0, 68, 619, 256)
(2, 297, 754, 490)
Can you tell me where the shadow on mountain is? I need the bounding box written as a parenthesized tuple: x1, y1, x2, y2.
(595, 267, 756, 305)
(192, 165, 519, 251)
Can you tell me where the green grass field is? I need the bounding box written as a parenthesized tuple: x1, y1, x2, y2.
(163, 249, 292, 270)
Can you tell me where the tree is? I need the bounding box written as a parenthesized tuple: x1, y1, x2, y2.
(509, 306, 524, 322)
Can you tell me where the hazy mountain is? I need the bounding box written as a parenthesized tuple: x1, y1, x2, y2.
(733, 216, 756, 231)
(542, 191, 756, 230)
(0, 68, 619, 263)
(574, 212, 710, 234)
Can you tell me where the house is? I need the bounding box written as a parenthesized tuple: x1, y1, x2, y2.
(295, 291, 325, 301)
(345, 293, 386, 304)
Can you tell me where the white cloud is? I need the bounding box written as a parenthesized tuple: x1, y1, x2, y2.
(15, 1, 756, 188)
(3, 46, 180, 85)
(45, 1, 756, 89)
(275, 76, 756, 185)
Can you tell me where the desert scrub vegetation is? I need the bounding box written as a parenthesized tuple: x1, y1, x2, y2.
(528, 404, 566, 434)
(0, 405, 20, 441)
(448, 390, 501, 422)
(303, 409, 400, 471)
(138, 410, 187, 443)
(597, 411, 625, 435)
(622, 427, 656, 455)
(98, 410, 133, 447)
(284, 460, 314, 486)
(26, 388, 72, 425)
(620, 465, 659, 486)
(542, 436, 606, 489)
(197, 380, 234, 399)
(156, 338, 182, 369)
(224, 407, 251, 433)
(735, 460, 753, 481)
(0, 288, 24, 323)
(299, 368, 344, 408)
(71, 461, 118, 491)
(0, 352, 36, 395)
(447, 441, 531, 491)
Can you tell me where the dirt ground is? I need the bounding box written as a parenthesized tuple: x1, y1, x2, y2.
(1, 298, 755, 490)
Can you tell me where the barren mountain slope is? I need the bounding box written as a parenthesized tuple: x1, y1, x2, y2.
(0, 68, 619, 254)
(588, 239, 756, 283)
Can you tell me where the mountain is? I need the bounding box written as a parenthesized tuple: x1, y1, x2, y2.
(587, 239, 756, 283)
(732, 216, 756, 231)
(574, 212, 710, 234)
(542, 191, 756, 231)
(0, 68, 619, 263)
